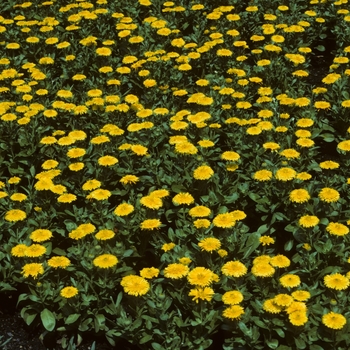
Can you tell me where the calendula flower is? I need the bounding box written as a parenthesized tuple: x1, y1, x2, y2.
(326, 222, 349, 236)
(93, 254, 118, 269)
(275, 168, 297, 181)
(121, 275, 150, 296)
(292, 291, 311, 301)
(30, 229, 52, 242)
(11, 244, 28, 257)
(299, 215, 319, 228)
(263, 299, 283, 314)
(222, 290, 244, 305)
(319, 188, 340, 203)
(114, 203, 134, 216)
(260, 236, 275, 246)
(198, 237, 221, 252)
(60, 286, 78, 298)
(251, 263, 275, 278)
(253, 170, 273, 181)
(48, 256, 71, 269)
(140, 219, 161, 230)
(189, 287, 215, 303)
(289, 189, 310, 203)
(280, 274, 301, 288)
(322, 312, 347, 330)
(98, 155, 118, 166)
(289, 311, 308, 326)
(187, 267, 214, 287)
(5, 209, 27, 222)
(222, 305, 244, 320)
(274, 294, 293, 307)
(22, 263, 44, 278)
(222, 261, 247, 277)
(213, 213, 236, 228)
(172, 193, 194, 205)
(140, 267, 159, 279)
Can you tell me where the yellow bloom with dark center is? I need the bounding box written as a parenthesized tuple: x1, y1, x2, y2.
(263, 299, 283, 313)
(299, 215, 319, 228)
(270, 255, 290, 268)
(286, 301, 307, 314)
(140, 267, 159, 279)
(164, 263, 189, 279)
(297, 138, 315, 148)
(187, 267, 214, 287)
(114, 203, 134, 216)
(22, 263, 44, 278)
(253, 169, 273, 181)
(193, 165, 214, 180)
(5, 209, 27, 222)
(260, 236, 275, 246)
(274, 294, 293, 307)
(86, 189, 111, 201)
(289, 311, 308, 326)
(11, 244, 28, 257)
(222, 290, 244, 305)
(57, 193, 77, 203)
(289, 189, 310, 203)
(223, 305, 244, 320)
(95, 229, 115, 240)
(60, 286, 78, 298)
(319, 188, 340, 203)
(93, 254, 118, 269)
(47, 256, 71, 269)
(251, 263, 275, 278)
(275, 167, 297, 181)
(326, 222, 349, 236)
(322, 312, 347, 330)
(189, 287, 215, 303)
(222, 261, 247, 277)
(172, 193, 194, 205)
(198, 237, 221, 252)
(294, 97, 310, 107)
(140, 219, 161, 230)
(280, 274, 301, 288)
(98, 155, 118, 166)
(30, 229, 52, 242)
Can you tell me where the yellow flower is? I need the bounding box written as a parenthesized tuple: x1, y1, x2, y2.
(30, 229, 52, 242)
(319, 188, 340, 203)
(5, 209, 27, 222)
(289, 189, 310, 203)
(270, 255, 290, 268)
(93, 254, 118, 268)
(198, 237, 221, 252)
(47, 256, 71, 269)
(57, 193, 77, 203)
(222, 261, 247, 277)
(140, 195, 163, 210)
(120, 175, 139, 185)
(259, 236, 275, 246)
(11, 244, 28, 257)
(222, 151, 240, 161)
(121, 275, 150, 296)
(213, 213, 236, 228)
(291, 290, 311, 301)
(263, 299, 283, 314)
(193, 165, 214, 180)
(164, 263, 189, 279)
(289, 311, 308, 326)
(10, 193, 27, 202)
(189, 206, 211, 218)
(251, 263, 275, 277)
(131, 144, 148, 156)
(96, 47, 112, 56)
(22, 263, 44, 278)
(322, 312, 347, 330)
(274, 294, 293, 307)
(275, 168, 297, 181)
(326, 222, 349, 236)
(86, 189, 111, 201)
(189, 287, 215, 303)
(140, 219, 161, 230)
(222, 290, 244, 305)
(95, 229, 115, 240)
(82, 179, 101, 191)
(187, 267, 214, 287)
(222, 305, 244, 320)
(67, 148, 86, 158)
(140, 267, 159, 279)
(175, 142, 198, 155)
(193, 219, 211, 229)
(338, 140, 350, 152)
(280, 274, 301, 288)
(98, 155, 118, 166)
(60, 286, 78, 298)
(172, 193, 194, 205)
(253, 169, 273, 181)
(299, 215, 319, 228)
(114, 203, 134, 216)
(69, 163, 84, 171)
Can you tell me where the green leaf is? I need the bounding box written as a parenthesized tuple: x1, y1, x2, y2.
(310, 346, 324, 350)
(295, 337, 306, 349)
(243, 232, 261, 259)
(257, 224, 268, 235)
(284, 240, 293, 251)
(152, 343, 163, 350)
(266, 338, 278, 349)
(65, 313, 80, 325)
(40, 308, 56, 331)
(139, 334, 152, 344)
(315, 45, 325, 51)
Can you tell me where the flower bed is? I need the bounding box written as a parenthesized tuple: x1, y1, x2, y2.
(1, 0, 350, 349)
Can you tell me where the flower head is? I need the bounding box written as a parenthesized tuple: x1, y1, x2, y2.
(187, 267, 215, 287)
(93, 254, 118, 269)
(322, 312, 347, 330)
(324, 273, 349, 290)
(189, 287, 215, 303)
(222, 261, 247, 277)
(198, 237, 221, 252)
(121, 275, 150, 296)
(22, 263, 44, 278)
(60, 286, 78, 298)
